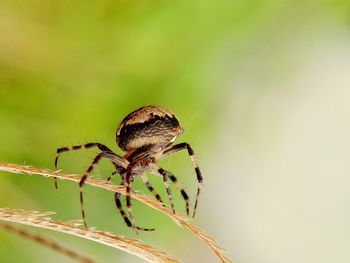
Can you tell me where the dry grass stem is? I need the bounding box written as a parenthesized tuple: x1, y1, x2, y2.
(0, 162, 232, 263)
(0, 221, 98, 263)
(0, 208, 180, 263)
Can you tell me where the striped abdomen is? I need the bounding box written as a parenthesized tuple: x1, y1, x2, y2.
(116, 105, 183, 151)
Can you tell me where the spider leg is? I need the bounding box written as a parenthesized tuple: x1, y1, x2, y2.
(168, 173, 190, 216)
(79, 151, 128, 229)
(149, 164, 176, 214)
(159, 143, 203, 218)
(54, 142, 113, 189)
(125, 166, 138, 233)
(107, 170, 118, 182)
(160, 169, 175, 214)
(140, 173, 164, 205)
(115, 185, 155, 232)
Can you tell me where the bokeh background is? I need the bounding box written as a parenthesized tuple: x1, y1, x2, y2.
(1, 1, 350, 262)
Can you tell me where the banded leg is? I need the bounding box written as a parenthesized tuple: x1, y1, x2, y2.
(110, 170, 154, 231)
(125, 167, 137, 233)
(54, 142, 114, 189)
(140, 173, 164, 205)
(107, 163, 128, 182)
(168, 174, 190, 216)
(115, 190, 155, 231)
(149, 165, 176, 214)
(79, 151, 128, 229)
(107, 171, 118, 182)
(160, 143, 203, 218)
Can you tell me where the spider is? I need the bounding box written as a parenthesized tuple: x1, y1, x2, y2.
(54, 105, 203, 231)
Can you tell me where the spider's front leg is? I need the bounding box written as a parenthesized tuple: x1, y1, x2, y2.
(140, 173, 165, 205)
(149, 163, 190, 216)
(125, 165, 138, 233)
(157, 168, 176, 214)
(115, 190, 155, 232)
(167, 173, 190, 216)
(160, 143, 203, 218)
(111, 170, 155, 232)
(78, 151, 128, 229)
(54, 142, 114, 189)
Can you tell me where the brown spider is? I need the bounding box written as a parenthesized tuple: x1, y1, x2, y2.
(54, 105, 203, 231)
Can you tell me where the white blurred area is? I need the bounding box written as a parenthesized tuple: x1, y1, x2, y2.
(204, 31, 350, 262)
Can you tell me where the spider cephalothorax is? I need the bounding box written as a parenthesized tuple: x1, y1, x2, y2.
(54, 105, 203, 231)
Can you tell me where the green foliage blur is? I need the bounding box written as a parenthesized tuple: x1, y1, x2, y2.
(0, 1, 349, 262)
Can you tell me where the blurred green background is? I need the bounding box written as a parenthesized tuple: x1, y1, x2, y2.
(1, 1, 350, 262)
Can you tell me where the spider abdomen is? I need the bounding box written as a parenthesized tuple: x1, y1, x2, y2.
(116, 105, 183, 151)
